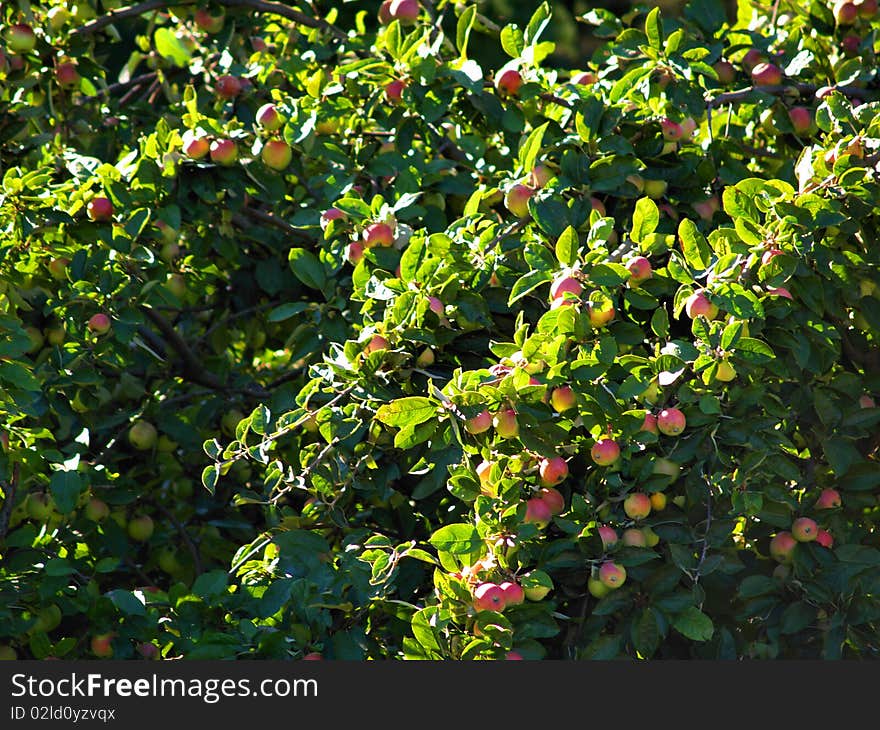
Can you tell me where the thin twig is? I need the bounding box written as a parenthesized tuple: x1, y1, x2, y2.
(235, 208, 314, 243)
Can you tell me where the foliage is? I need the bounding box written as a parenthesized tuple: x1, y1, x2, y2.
(1, 0, 879, 661)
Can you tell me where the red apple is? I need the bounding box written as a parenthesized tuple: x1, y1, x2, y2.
(428, 296, 444, 316)
(770, 531, 797, 563)
(498, 581, 524, 607)
(302, 652, 323, 660)
(816, 529, 834, 549)
(550, 385, 576, 413)
(550, 274, 582, 300)
(572, 71, 598, 85)
(524, 498, 553, 528)
(685, 290, 719, 320)
(473, 582, 506, 612)
(791, 517, 818, 542)
(598, 561, 626, 589)
(641, 412, 658, 434)
(388, 0, 420, 25)
(841, 34, 861, 57)
(538, 487, 565, 516)
(345, 241, 364, 264)
(858, 394, 876, 409)
(194, 7, 225, 33)
(598, 525, 618, 548)
(90, 634, 114, 658)
(5, 23, 36, 53)
(496, 68, 523, 96)
(692, 196, 720, 221)
(538, 456, 569, 487)
(465, 409, 492, 434)
(55, 61, 80, 89)
(261, 139, 292, 170)
(494, 408, 519, 439)
(622, 528, 648, 547)
(215, 74, 242, 100)
(657, 408, 686, 436)
(182, 130, 210, 159)
(587, 300, 615, 328)
(87, 313, 111, 334)
(742, 49, 766, 72)
(625, 256, 652, 285)
(378, 0, 394, 24)
(857, 0, 878, 18)
(256, 103, 285, 131)
(623, 492, 652, 520)
(590, 197, 607, 216)
(385, 79, 406, 104)
(209, 138, 238, 165)
(504, 184, 535, 218)
(714, 60, 736, 85)
(505, 651, 524, 660)
(591, 438, 620, 467)
(529, 164, 552, 188)
(660, 118, 684, 142)
(767, 287, 793, 299)
(751, 62, 783, 86)
(321, 207, 346, 230)
(87, 197, 113, 222)
(835, 1, 859, 24)
(137, 642, 159, 660)
(788, 106, 812, 135)
(364, 222, 394, 247)
(815, 488, 841, 509)
(365, 335, 390, 353)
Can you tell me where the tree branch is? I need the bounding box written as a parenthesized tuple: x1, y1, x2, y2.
(235, 208, 314, 243)
(0, 464, 21, 540)
(70, 0, 345, 40)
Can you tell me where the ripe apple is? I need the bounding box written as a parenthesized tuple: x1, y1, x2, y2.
(650, 492, 667, 511)
(841, 34, 860, 57)
(415, 347, 435, 367)
(378, 0, 394, 23)
(505, 183, 535, 218)
(524, 498, 553, 528)
(529, 164, 552, 188)
(209, 138, 238, 165)
(48, 257, 70, 281)
(538, 487, 565, 516)
(660, 118, 683, 141)
(598, 525, 618, 548)
(91, 634, 114, 658)
(741, 49, 765, 72)
(385, 79, 406, 104)
(713, 360, 737, 382)
(496, 68, 523, 96)
(494, 408, 519, 439)
(622, 528, 647, 547)
(505, 651, 524, 660)
(128, 515, 155, 542)
(550, 273, 582, 300)
(6, 23, 36, 53)
(56, 61, 80, 89)
(215, 74, 242, 99)
(473, 582, 506, 612)
(751, 62, 783, 86)
(321, 207, 346, 231)
(692, 196, 720, 221)
(499, 581, 524, 607)
(427, 296, 444, 316)
(538, 456, 569, 486)
(302, 652, 323, 660)
(713, 60, 736, 85)
(388, 0, 420, 24)
(591, 438, 621, 467)
(791, 517, 818, 542)
(625, 256, 652, 285)
(87, 197, 113, 222)
(587, 299, 615, 328)
(365, 334, 390, 353)
(182, 130, 210, 159)
(129, 420, 158, 450)
(685, 290, 718, 320)
(364, 222, 394, 247)
(598, 561, 626, 589)
(256, 103, 285, 131)
(657, 408, 686, 436)
(769, 531, 797, 563)
(85, 498, 110, 522)
(623, 492, 652, 520)
(550, 385, 576, 413)
(835, 0, 859, 23)
(590, 197, 607, 216)
(641, 412, 658, 434)
(816, 529, 834, 549)
(857, 0, 878, 18)
(788, 106, 812, 135)
(767, 287, 793, 299)
(137, 642, 160, 660)
(87, 313, 112, 334)
(572, 70, 598, 85)
(261, 139, 292, 170)
(815, 488, 841, 509)
(465, 409, 492, 434)
(588, 576, 610, 599)
(194, 7, 225, 33)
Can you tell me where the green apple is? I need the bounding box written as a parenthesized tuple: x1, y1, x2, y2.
(129, 420, 158, 450)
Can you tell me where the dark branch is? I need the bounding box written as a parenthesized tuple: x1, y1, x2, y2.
(0, 464, 21, 540)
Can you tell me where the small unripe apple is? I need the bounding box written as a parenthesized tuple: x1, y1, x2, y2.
(788, 106, 813, 135)
(256, 103, 285, 131)
(598, 561, 626, 589)
(521, 571, 552, 601)
(770, 531, 797, 563)
(657, 408, 686, 436)
(129, 420, 158, 450)
(643, 179, 668, 199)
(465, 409, 492, 435)
(494, 408, 519, 439)
(524, 497, 553, 528)
(538, 487, 565, 516)
(685, 290, 718, 320)
(713, 360, 736, 382)
(91, 634, 115, 658)
(87, 313, 112, 334)
(815, 488, 841, 509)
(261, 139, 292, 170)
(529, 164, 552, 188)
(209, 138, 238, 165)
(538, 456, 568, 486)
(642, 526, 661, 547)
(505, 184, 535, 218)
(496, 68, 523, 96)
(46, 325, 66, 346)
(649, 492, 667, 511)
(598, 525, 618, 548)
(215, 74, 242, 99)
(388, 0, 420, 24)
(816, 529, 834, 549)
(385, 79, 406, 104)
(0, 645, 17, 660)
(623, 492, 652, 520)
(550, 385, 576, 413)
(365, 334, 390, 353)
(55, 61, 80, 89)
(714, 60, 736, 85)
(622, 528, 647, 547)
(128, 514, 154, 542)
(626, 174, 645, 193)
(751, 62, 783, 86)
(27, 492, 55, 522)
(48, 6, 72, 32)
(641, 379, 661, 405)
(364, 222, 394, 247)
(499, 581, 524, 607)
(415, 347, 435, 368)
(85, 498, 110, 522)
(588, 577, 610, 598)
(550, 274, 582, 300)
(87, 197, 113, 222)
(473, 582, 506, 612)
(625, 256, 652, 285)
(591, 438, 620, 467)
(48, 257, 70, 281)
(791, 517, 818, 542)
(6, 23, 36, 53)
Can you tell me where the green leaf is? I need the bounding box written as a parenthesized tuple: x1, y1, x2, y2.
(201, 464, 218, 495)
(672, 606, 714, 641)
(268, 302, 309, 322)
(634, 608, 660, 657)
(154, 27, 192, 67)
(192, 570, 229, 600)
(678, 218, 711, 271)
(288, 248, 326, 291)
(429, 523, 482, 556)
(781, 602, 816, 634)
(375, 397, 436, 429)
(456, 5, 477, 59)
(106, 589, 147, 617)
(518, 122, 549, 176)
(509, 270, 552, 305)
(650, 306, 669, 337)
(500, 24, 524, 58)
(555, 226, 579, 268)
(645, 6, 664, 49)
(631, 197, 659, 243)
(49, 471, 83, 514)
(411, 608, 443, 655)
